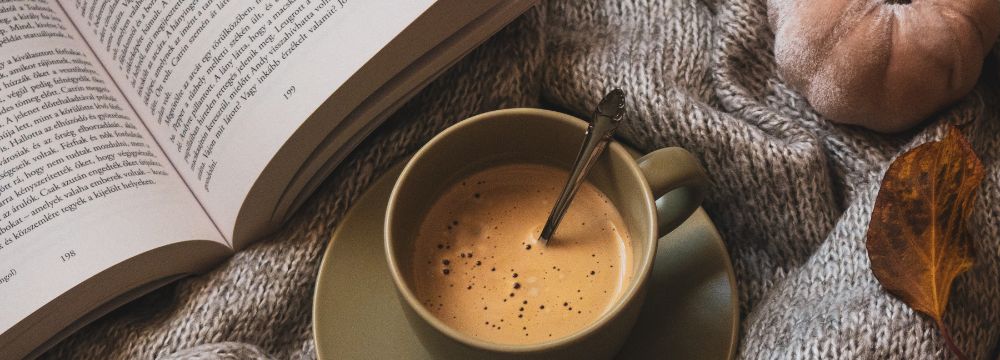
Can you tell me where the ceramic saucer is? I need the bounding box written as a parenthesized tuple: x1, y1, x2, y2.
(313, 160, 739, 359)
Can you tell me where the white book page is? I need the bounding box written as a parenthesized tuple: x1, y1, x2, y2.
(0, 0, 224, 334)
(61, 0, 435, 239)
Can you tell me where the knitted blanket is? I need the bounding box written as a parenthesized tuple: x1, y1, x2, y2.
(43, 0, 1000, 359)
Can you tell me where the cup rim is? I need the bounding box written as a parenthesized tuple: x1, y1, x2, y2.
(384, 108, 658, 353)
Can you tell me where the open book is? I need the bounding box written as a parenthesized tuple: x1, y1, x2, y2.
(0, 0, 536, 358)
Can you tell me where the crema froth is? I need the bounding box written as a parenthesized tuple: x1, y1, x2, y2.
(411, 164, 633, 345)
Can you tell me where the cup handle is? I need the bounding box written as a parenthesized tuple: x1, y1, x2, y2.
(636, 147, 709, 236)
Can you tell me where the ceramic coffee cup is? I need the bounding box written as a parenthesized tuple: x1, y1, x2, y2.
(385, 108, 709, 359)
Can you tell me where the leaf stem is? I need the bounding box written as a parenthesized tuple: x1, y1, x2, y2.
(937, 319, 968, 360)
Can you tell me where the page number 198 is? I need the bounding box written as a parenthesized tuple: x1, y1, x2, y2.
(282, 85, 296, 100)
(60, 250, 77, 262)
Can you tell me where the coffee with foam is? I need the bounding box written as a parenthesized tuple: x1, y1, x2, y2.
(411, 164, 633, 345)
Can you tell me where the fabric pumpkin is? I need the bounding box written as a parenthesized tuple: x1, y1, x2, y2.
(768, 0, 1000, 133)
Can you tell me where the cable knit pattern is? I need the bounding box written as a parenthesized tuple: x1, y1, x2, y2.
(42, 1, 999, 359)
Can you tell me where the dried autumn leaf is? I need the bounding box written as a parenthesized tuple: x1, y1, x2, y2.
(866, 126, 983, 359)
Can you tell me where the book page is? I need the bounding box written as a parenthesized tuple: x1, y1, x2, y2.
(0, 0, 225, 335)
(61, 0, 435, 239)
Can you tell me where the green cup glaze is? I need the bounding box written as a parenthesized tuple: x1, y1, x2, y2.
(385, 108, 709, 359)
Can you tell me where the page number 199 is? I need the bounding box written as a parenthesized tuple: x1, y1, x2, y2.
(283, 85, 296, 100)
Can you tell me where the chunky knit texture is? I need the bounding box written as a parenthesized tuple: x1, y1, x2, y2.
(43, 1, 1000, 359)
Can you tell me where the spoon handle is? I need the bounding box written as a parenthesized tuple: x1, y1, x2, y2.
(539, 89, 626, 245)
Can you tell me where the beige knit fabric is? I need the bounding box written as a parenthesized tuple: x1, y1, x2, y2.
(43, 0, 1000, 359)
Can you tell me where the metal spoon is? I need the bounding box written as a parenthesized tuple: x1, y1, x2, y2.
(538, 88, 626, 245)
